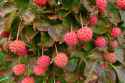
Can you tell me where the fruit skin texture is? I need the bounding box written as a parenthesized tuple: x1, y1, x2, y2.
(95, 36, 107, 48)
(8, 40, 27, 56)
(33, 65, 47, 76)
(56, 80, 61, 83)
(77, 26, 93, 42)
(34, 0, 48, 7)
(21, 76, 35, 83)
(64, 31, 78, 46)
(116, 0, 125, 9)
(110, 40, 119, 48)
(54, 52, 68, 68)
(111, 27, 122, 38)
(12, 64, 26, 76)
(103, 52, 116, 63)
(37, 55, 51, 68)
(88, 16, 98, 26)
(100, 63, 108, 69)
(96, 0, 107, 13)
(0, 31, 10, 37)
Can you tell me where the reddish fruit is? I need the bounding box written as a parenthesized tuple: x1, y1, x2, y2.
(116, 0, 125, 9)
(21, 76, 35, 83)
(33, 65, 47, 76)
(8, 40, 27, 56)
(95, 36, 107, 48)
(54, 52, 68, 68)
(0, 71, 5, 76)
(56, 80, 61, 83)
(96, 0, 107, 13)
(12, 64, 26, 76)
(0, 31, 10, 37)
(77, 26, 93, 42)
(37, 55, 51, 68)
(103, 52, 116, 63)
(34, 0, 48, 7)
(64, 31, 78, 46)
(88, 16, 98, 26)
(111, 27, 122, 38)
(110, 40, 119, 48)
(100, 63, 108, 69)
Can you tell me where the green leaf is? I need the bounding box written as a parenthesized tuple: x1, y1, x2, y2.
(4, 11, 16, 31)
(14, 0, 30, 11)
(48, 26, 62, 42)
(0, 52, 5, 61)
(115, 66, 125, 83)
(66, 57, 79, 72)
(107, 2, 120, 25)
(108, 2, 119, 14)
(62, 0, 80, 9)
(41, 32, 54, 47)
(11, 16, 20, 39)
(77, 60, 86, 74)
(0, 76, 10, 82)
(115, 48, 124, 64)
(63, 14, 79, 27)
(22, 25, 36, 42)
(97, 67, 116, 83)
(83, 42, 94, 51)
(93, 20, 110, 35)
(120, 10, 125, 22)
(119, 22, 125, 30)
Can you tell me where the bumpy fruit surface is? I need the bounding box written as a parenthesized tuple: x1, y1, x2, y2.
(111, 27, 122, 38)
(64, 31, 78, 46)
(110, 40, 119, 48)
(8, 40, 27, 56)
(54, 52, 68, 68)
(77, 26, 93, 42)
(56, 80, 61, 83)
(37, 55, 51, 68)
(95, 36, 107, 48)
(12, 64, 26, 75)
(0, 31, 10, 37)
(21, 76, 35, 83)
(96, 0, 107, 13)
(100, 63, 108, 69)
(103, 52, 116, 63)
(34, 0, 48, 7)
(33, 65, 47, 76)
(116, 0, 125, 9)
(88, 16, 98, 26)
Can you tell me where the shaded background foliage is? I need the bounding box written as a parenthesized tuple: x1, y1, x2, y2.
(0, 0, 125, 83)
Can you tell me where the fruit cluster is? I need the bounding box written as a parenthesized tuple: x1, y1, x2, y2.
(0, 0, 125, 82)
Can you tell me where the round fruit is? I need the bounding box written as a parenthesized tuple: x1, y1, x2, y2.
(54, 52, 68, 68)
(116, 0, 125, 10)
(64, 31, 78, 46)
(34, 0, 48, 7)
(12, 64, 26, 75)
(8, 40, 27, 56)
(96, 0, 107, 13)
(100, 63, 108, 69)
(77, 26, 93, 42)
(110, 40, 119, 48)
(33, 65, 47, 76)
(37, 55, 51, 68)
(88, 16, 98, 26)
(103, 52, 116, 63)
(111, 27, 122, 38)
(21, 76, 35, 83)
(95, 36, 107, 48)
(0, 31, 10, 38)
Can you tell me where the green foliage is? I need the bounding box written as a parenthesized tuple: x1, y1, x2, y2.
(0, 0, 125, 82)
